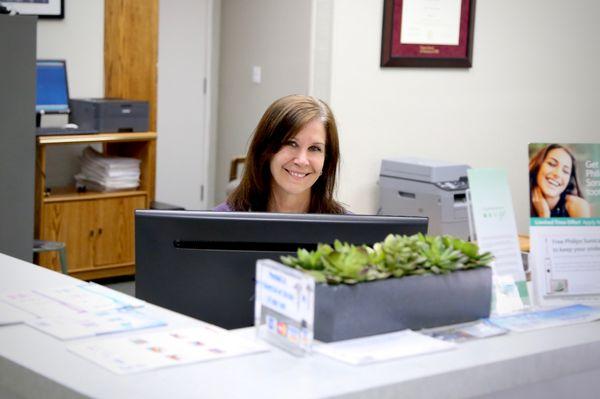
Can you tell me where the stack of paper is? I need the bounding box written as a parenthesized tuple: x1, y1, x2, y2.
(75, 146, 141, 191)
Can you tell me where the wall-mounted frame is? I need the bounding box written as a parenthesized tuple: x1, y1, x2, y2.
(381, 0, 475, 68)
(0, 0, 64, 19)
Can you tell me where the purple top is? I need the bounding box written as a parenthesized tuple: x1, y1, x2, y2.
(213, 202, 235, 212)
(212, 202, 352, 214)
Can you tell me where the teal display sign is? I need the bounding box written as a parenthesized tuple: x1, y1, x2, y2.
(529, 143, 600, 308)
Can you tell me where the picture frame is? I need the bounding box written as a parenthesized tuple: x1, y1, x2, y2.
(381, 0, 475, 68)
(0, 0, 64, 19)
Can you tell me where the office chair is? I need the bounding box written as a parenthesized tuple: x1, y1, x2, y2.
(226, 156, 245, 195)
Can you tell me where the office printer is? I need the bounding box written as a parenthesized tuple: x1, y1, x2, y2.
(379, 157, 470, 239)
(70, 98, 149, 132)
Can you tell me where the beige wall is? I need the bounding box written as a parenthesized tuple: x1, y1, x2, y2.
(215, 0, 313, 204)
(329, 0, 600, 233)
(37, 0, 104, 98)
(37, 0, 104, 188)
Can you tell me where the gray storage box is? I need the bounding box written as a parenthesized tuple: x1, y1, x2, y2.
(314, 267, 492, 342)
(70, 98, 149, 132)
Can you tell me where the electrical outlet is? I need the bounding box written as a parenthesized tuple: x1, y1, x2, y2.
(252, 66, 261, 84)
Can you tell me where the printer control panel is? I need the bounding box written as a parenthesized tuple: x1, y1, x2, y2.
(434, 179, 468, 191)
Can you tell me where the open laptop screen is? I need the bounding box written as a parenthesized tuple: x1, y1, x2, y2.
(36, 60, 69, 113)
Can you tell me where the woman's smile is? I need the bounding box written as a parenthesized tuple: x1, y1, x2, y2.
(284, 168, 311, 179)
(544, 176, 564, 188)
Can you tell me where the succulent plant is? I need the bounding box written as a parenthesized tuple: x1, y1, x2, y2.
(280, 233, 493, 285)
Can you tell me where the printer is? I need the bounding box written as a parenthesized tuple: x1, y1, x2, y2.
(379, 157, 471, 239)
(69, 98, 149, 132)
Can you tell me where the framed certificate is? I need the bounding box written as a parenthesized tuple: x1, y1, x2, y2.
(1, 0, 64, 19)
(381, 0, 475, 68)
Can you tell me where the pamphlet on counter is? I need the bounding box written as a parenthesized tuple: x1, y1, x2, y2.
(423, 320, 508, 343)
(1, 282, 144, 318)
(27, 308, 165, 340)
(1, 282, 159, 339)
(488, 304, 600, 332)
(0, 300, 33, 325)
(68, 325, 269, 374)
(528, 143, 600, 307)
(313, 330, 455, 366)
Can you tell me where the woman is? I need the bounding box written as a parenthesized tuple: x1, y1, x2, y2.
(529, 144, 590, 218)
(215, 94, 347, 214)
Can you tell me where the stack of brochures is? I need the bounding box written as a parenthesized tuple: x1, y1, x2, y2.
(75, 146, 141, 192)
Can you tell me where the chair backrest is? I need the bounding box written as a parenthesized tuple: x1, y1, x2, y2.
(226, 156, 245, 196)
(229, 156, 245, 181)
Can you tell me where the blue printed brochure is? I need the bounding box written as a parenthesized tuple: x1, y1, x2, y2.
(488, 304, 600, 332)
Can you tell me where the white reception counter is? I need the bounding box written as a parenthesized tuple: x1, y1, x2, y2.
(1, 252, 600, 399)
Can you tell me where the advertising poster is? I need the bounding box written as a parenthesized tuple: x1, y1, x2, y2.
(529, 143, 600, 307)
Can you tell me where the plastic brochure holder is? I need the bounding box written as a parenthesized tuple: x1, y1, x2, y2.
(466, 188, 526, 315)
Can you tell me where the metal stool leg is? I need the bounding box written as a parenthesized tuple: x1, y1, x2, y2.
(33, 240, 68, 275)
(57, 246, 68, 275)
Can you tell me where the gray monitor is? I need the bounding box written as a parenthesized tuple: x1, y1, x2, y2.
(135, 210, 428, 329)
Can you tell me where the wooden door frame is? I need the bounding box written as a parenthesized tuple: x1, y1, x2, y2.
(104, 0, 158, 202)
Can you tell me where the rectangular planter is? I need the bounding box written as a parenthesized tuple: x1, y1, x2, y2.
(314, 267, 492, 342)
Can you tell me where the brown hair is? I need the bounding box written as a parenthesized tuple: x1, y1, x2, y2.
(227, 95, 345, 214)
(529, 144, 583, 216)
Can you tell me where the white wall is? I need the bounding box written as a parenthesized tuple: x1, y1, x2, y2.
(37, 0, 104, 187)
(215, 0, 313, 204)
(328, 0, 600, 233)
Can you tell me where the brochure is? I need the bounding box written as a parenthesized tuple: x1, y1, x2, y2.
(423, 320, 508, 343)
(528, 143, 600, 307)
(0, 300, 33, 326)
(2, 282, 158, 339)
(313, 330, 455, 366)
(1, 282, 144, 319)
(26, 308, 165, 340)
(488, 304, 600, 332)
(68, 325, 269, 374)
(467, 168, 529, 311)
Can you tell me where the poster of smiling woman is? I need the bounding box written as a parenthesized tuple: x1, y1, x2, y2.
(529, 143, 600, 307)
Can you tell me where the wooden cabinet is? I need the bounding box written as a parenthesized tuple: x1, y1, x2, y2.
(34, 132, 156, 280)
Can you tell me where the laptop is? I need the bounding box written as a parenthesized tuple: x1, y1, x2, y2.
(35, 60, 97, 136)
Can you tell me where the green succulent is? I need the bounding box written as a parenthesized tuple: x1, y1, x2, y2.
(280, 233, 493, 285)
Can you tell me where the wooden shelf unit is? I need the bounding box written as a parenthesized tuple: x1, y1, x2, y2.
(34, 132, 157, 280)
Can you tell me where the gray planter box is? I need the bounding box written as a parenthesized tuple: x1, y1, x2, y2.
(314, 267, 492, 342)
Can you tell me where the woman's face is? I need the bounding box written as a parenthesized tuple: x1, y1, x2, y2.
(536, 148, 573, 199)
(269, 119, 326, 199)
